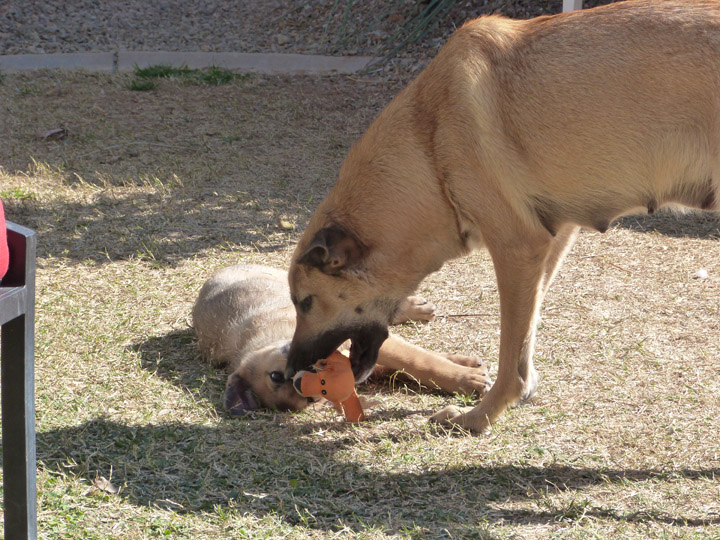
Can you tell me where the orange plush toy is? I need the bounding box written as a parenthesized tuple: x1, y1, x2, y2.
(292, 351, 366, 423)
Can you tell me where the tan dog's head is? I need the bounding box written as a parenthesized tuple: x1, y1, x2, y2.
(224, 342, 314, 415)
(285, 224, 403, 382)
(285, 90, 467, 380)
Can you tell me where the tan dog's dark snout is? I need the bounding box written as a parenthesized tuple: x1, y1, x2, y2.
(286, 324, 388, 384)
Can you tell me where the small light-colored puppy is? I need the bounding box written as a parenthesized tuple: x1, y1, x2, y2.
(192, 264, 489, 414)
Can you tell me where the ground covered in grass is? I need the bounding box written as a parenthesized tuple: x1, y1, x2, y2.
(0, 70, 718, 539)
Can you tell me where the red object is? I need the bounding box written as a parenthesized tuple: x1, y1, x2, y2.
(0, 200, 8, 280)
(294, 351, 366, 423)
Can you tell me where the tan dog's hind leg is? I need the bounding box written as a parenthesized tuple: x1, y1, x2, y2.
(524, 225, 580, 400)
(376, 335, 491, 396)
(432, 225, 579, 433)
(541, 226, 580, 296)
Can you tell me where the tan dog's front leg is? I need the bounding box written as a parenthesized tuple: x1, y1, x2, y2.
(432, 233, 560, 433)
(376, 335, 491, 396)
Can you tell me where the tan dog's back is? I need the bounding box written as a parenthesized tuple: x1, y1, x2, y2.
(414, 1, 720, 234)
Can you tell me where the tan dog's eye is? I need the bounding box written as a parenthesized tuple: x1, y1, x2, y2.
(298, 295, 313, 314)
(269, 371, 285, 383)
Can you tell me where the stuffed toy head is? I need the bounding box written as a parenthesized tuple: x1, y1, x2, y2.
(292, 350, 366, 423)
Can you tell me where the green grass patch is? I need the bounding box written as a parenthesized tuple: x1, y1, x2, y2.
(0, 186, 38, 200)
(134, 64, 195, 79)
(129, 64, 252, 91)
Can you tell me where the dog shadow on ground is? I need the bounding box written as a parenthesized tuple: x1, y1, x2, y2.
(617, 211, 720, 239)
(129, 328, 227, 415)
(36, 415, 720, 535)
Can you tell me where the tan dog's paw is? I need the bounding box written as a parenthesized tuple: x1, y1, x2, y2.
(430, 404, 469, 423)
(430, 405, 490, 435)
(437, 354, 491, 396)
(394, 296, 436, 324)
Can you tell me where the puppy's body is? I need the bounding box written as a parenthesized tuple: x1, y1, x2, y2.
(193, 264, 489, 414)
(286, 1, 720, 433)
(194, 265, 295, 368)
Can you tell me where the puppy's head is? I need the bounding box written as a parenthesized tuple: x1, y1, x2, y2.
(224, 342, 313, 415)
(286, 224, 403, 382)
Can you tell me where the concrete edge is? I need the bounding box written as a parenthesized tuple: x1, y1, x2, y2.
(0, 52, 116, 72)
(0, 51, 378, 75)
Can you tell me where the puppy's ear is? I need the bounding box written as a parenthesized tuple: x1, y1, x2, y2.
(297, 226, 365, 275)
(224, 373, 258, 415)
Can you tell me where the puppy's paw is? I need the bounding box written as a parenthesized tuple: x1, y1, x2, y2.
(394, 296, 436, 324)
(440, 353, 482, 368)
(454, 366, 492, 396)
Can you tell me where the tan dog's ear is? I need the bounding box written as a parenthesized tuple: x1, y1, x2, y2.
(297, 226, 365, 275)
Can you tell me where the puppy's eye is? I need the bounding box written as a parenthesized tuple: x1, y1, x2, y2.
(269, 371, 284, 383)
(298, 295, 313, 314)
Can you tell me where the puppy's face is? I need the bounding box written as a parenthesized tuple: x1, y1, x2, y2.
(224, 343, 313, 415)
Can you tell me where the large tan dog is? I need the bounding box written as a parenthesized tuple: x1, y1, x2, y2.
(285, 0, 720, 433)
(192, 264, 489, 414)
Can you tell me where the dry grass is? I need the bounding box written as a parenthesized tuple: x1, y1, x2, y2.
(0, 70, 718, 539)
